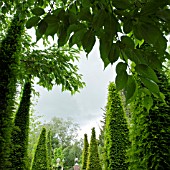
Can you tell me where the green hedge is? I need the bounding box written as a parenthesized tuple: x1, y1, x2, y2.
(11, 81, 31, 169)
(82, 134, 89, 169)
(86, 127, 102, 170)
(0, 13, 24, 169)
(104, 82, 130, 170)
(31, 127, 49, 170)
(128, 72, 170, 169)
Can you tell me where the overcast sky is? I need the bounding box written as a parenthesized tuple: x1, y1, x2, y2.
(28, 29, 117, 139)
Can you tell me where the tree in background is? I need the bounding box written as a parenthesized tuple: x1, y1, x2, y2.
(11, 80, 31, 169)
(47, 130, 52, 170)
(128, 71, 170, 170)
(44, 117, 81, 149)
(104, 82, 130, 170)
(63, 140, 83, 169)
(81, 134, 89, 169)
(86, 127, 102, 170)
(31, 127, 48, 170)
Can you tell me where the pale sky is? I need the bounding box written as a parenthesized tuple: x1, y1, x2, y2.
(32, 41, 116, 139)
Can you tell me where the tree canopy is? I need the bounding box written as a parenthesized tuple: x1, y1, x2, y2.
(26, 0, 170, 106)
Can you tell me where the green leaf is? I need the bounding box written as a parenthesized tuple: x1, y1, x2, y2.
(156, 9, 170, 22)
(140, 22, 162, 45)
(92, 10, 106, 31)
(124, 75, 137, 103)
(140, 77, 159, 95)
(112, 0, 131, 10)
(144, 95, 153, 112)
(123, 19, 133, 34)
(44, 15, 58, 24)
(121, 36, 134, 49)
(116, 62, 127, 74)
(99, 37, 111, 68)
(45, 23, 59, 36)
(36, 29, 42, 42)
(115, 71, 128, 91)
(58, 26, 68, 47)
(82, 30, 96, 54)
(38, 20, 48, 35)
(32, 7, 45, 16)
(135, 64, 159, 83)
(108, 43, 120, 64)
(26, 16, 40, 29)
(69, 28, 86, 48)
(79, 7, 92, 21)
(104, 12, 119, 38)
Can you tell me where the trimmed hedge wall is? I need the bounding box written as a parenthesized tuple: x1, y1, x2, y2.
(86, 127, 102, 170)
(31, 128, 49, 170)
(104, 82, 130, 170)
(82, 133, 89, 169)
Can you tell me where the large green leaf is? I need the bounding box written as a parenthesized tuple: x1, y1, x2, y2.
(99, 37, 112, 68)
(121, 36, 135, 49)
(144, 95, 153, 112)
(140, 77, 159, 95)
(116, 62, 127, 74)
(38, 20, 48, 35)
(32, 7, 45, 16)
(124, 75, 137, 103)
(82, 30, 96, 54)
(92, 10, 106, 31)
(108, 43, 120, 64)
(44, 15, 58, 24)
(115, 71, 128, 91)
(135, 64, 159, 83)
(69, 28, 87, 48)
(45, 23, 59, 36)
(104, 12, 119, 39)
(123, 19, 133, 34)
(26, 16, 40, 29)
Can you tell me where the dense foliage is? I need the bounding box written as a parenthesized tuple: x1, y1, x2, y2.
(11, 81, 31, 169)
(28, 0, 170, 105)
(104, 82, 130, 170)
(47, 130, 52, 169)
(0, 11, 25, 169)
(31, 127, 48, 170)
(128, 72, 170, 170)
(86, 127, 102, 170)
(82, 134, 89, 169)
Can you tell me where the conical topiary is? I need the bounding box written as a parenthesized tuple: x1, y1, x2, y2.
(31, 128, 48, 170)
(82, 134, 89, 169)
(11, 81, 31, 170)
(86, 127, 102, 170)
(104, 82, 130, 170)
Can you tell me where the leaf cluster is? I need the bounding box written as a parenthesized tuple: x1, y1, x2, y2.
(27, 0, 170, 104)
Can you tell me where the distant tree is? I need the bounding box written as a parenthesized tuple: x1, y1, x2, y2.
(63, 140, 83, 169)
(11, 81, 31, 170)
(86, 127, 102, 170)
(31, 128, 48, 170)
(104, 82, 130, 170)
(128, 72, 170, 170)
(44, 117, 81, 149)
(82, 134, 89, 169)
